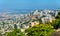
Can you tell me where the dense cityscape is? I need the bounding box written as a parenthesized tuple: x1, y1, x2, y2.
(0, 9, 60, 36)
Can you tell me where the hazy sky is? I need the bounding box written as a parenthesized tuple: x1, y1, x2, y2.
(0, 0, 60, 10)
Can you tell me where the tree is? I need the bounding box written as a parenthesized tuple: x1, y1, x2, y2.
(5, 29, 24, 36)
(0, 33, 2, 36)
(55, 11, 60, 19)
(52, 19, 60, 29)
(39, 18, 42, 24)
(25, 24, 55, 36)
(14, 24, 17, 29)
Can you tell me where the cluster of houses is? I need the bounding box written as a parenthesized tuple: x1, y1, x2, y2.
(0, 9, 58, 35)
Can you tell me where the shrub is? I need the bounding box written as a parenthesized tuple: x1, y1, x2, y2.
(5, 29, 24, 36)
(25, 24, 55, 36)
(52, 19, 60, 29)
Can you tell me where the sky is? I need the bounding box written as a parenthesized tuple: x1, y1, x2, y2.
(0, 0, 60, 10)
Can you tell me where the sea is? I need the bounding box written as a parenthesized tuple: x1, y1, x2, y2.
(0, 9, 59, 15)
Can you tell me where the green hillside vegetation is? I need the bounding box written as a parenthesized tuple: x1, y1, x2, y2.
(5, 29, 24, 36)
(25, 24, 55, 36)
